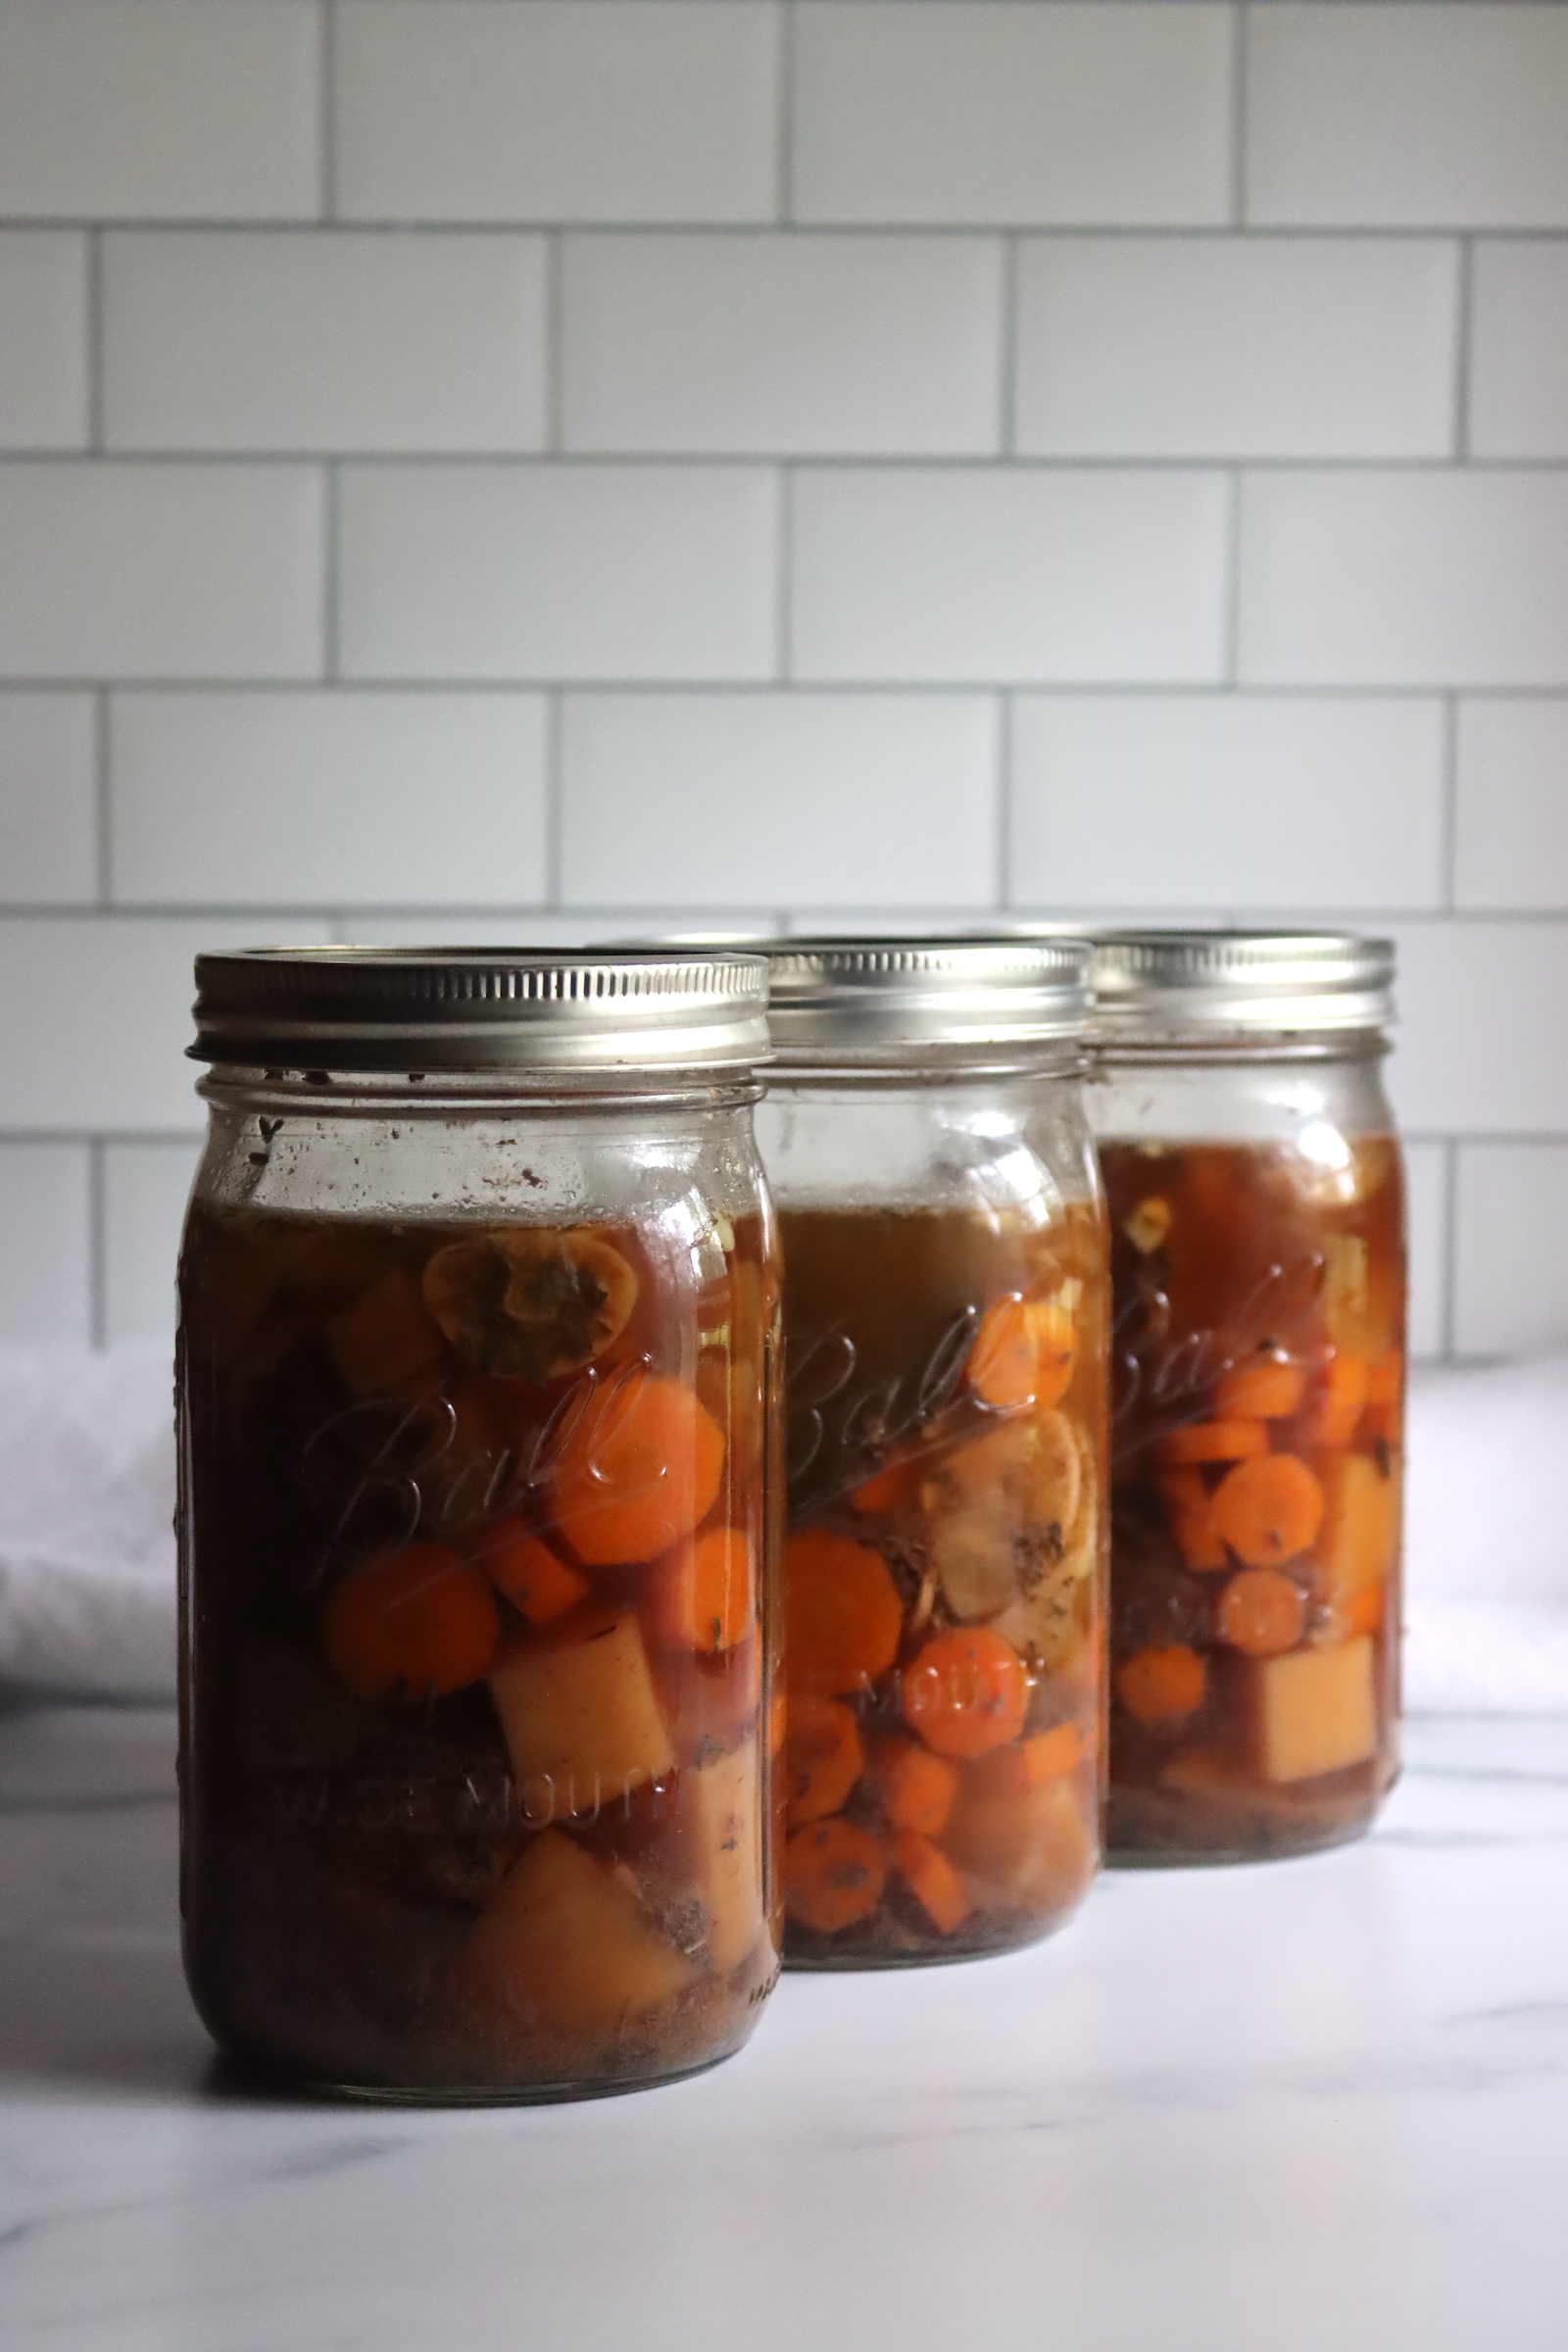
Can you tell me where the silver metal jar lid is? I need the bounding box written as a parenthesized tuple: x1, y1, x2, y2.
(1086, 929, 1396, 1041)
(189, 948, 771, 1075)
(760, 935, 1094, 1062)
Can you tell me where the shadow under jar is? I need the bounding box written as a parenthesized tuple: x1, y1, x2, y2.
(1087, 932, 1406, 1866)
(177, 950, 783, 2100)
(755, 939, 1109, 1967)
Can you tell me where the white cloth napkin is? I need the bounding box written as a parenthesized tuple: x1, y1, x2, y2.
(0, 1346, 1564, 1710)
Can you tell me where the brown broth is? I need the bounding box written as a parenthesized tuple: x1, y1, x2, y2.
(178, 1200, 781, 2096)
(777, 1200, 1106, 1964)
(1101, 1136, 1404, 1862)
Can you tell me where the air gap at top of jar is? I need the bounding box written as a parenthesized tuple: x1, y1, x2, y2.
(1085, 931, 1405, 1867)
(754, 936, 1108, 1967)
(176, 948, 782, 2101)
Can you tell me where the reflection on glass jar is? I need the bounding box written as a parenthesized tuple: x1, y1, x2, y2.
(1087, 931, 1405, 1865)
(177, 950, 782, 2100)
(756, 939, 1108, 1965)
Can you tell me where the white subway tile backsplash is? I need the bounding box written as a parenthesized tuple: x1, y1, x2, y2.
(0, 917, 321, 1132)
(1247, 3, 1568, 230)
(1453, 1144, 1568, 1357)
(1402, 1138, 1447, 1363)
(0, 1143, 91, 1344)
(559, 693, 1000, 908)
(1453, 700, 1568, 913)
(1010, 696, 1446, 911)
(792, 2, 1232, 227)
(1014, 237, 1458, 461)
(0, 233, 88, 450)
(110, 692, 549, 907)
(103, 1137, 200, 1343)
(339, 465, 777, 682)
(791, 468, 1227, 684)
(103, 233, 548, 455)
(339, 913, 604, 951)
(0, 1, 320, 222)
(0, 695, 96, 904)
(1238, 471, 1568, 689)
(0, 464, 324, 682)
(1383, 919, 1568, 1137)
(1468, 242, 1568, 463)
(337, 1, 778, 225)
(562, 234, 1003, 457)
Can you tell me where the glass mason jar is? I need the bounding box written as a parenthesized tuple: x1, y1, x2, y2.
(1086, 932, 1405, 1865)
(754, 939, 1108, 1966)
(176, 949, 783, 2100)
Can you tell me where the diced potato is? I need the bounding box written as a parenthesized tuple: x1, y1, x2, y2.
(465, 1830, 694, 2036)
(1251, 1636, 1377, 1784)
(686, 1745, 764, 1974)
(490, 1614, 674, 1822)
(1317, 1452, 1398, 1604)
(324, 1268, 446, 1397)
(943, 1757, 1095, 1910)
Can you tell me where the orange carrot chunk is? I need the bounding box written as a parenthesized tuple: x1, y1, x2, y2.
(902, 1628, 1029, 1760)
(1154, 1419, 1271, 1468)
(783, 1819, 886, 1934)
(1019, 1721, 1089, 1783)
(968, 1296, 1076, 1412)
(478, 1520, 589, 1627)
(1305, 1354, 1370, 1447)
(1157, 1468, 1228, 1572)
(1116, 1643, 1207, 1729)
(1216, 1566, 1307, 1658)
(322, 1540, 499, 1703)
(548, 1368, 724, 1566)
(649, 1526, 754, 1653)
(847, 1456, 920, 1516)
(1365, 1351, 1403, 1408)
(1211, 1452, 1325, 1568)
(1213, 1355, 1306, 1420)
(890, 1831, 971, 1936)
(786, 1529, 904, 1696)
(1344, 1582, 1387, 1639)
(875, 1738, 959, 1838)
(785, 1695, 864, 1827)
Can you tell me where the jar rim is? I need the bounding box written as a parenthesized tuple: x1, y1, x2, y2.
(967, 925, 1396, 1040)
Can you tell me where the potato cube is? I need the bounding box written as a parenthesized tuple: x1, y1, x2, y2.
(1317, 1453, 1398, 1605)
(686, 1745, 764, 1974)
(943, 1757, 1095, 1912)
(491, 1614, 674, 1822)
(1252, 1636, 1377, 1784)
(465, 1830, 694, 2036)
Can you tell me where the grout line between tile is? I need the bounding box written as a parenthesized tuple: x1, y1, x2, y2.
(1454, 235, 1474, 462)
(320, 0, 337, 222)
(1231, 2, 1249, 230)
(87, 1137, 107, 1349)
(93, 690, 112, 906)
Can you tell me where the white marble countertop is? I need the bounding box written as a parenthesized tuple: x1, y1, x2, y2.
(1, 1705, 1565, 2352)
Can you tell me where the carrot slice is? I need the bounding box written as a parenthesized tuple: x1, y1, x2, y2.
(548, 1368, 724, 1566)
(321, 1540, 498, 1703)
(648, 1526, 754, 1653)
(1116, 1643, 1207, 1729)
(902, 1628, 1029, 1760)
(968, 1296, 1076, 1412)
(785, 1695, 864, 1827)
(767, 1683, 787, 1757)
(1213, 1356, 1306, 1420)
(783, 1819, 885, 1934)
(847, 1456, 920, 1515)
(478, 1520, 589, 1627)
(1216, 1566, 1306, 1658)
(785, 1529, 904, 1696)
(1157, 1468, 1228, 1572)
(874, 1738, 959, 1837)
(1304, 1354, 1370, 1447)
(1154, 1419, 1270, 1468)
(890, 1831, 970, 1936)
(1365, 1351, 1403, 1408)
(1019, 1721, 1089, 1783)
(1344, 1582, 1387, 1639)
(1211, 1453, 1325, 1568)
